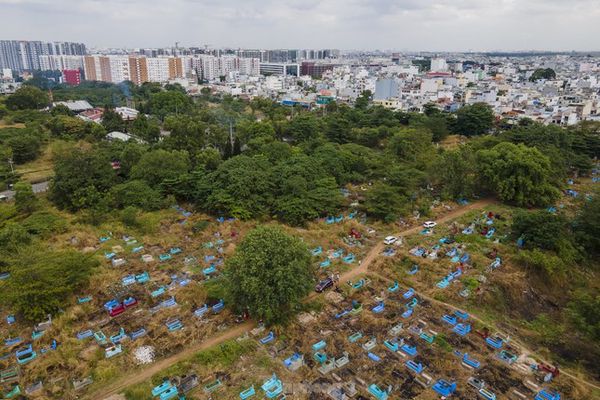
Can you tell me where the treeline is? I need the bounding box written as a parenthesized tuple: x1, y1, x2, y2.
(3, 84, 600, 228)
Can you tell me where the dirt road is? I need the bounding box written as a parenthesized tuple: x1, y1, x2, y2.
(87, 321, 254, 400)
(337, 198, 496, 284)
(90, 199, 495, 399)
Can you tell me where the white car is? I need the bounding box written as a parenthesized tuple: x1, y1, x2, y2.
(423, 221, 437, 229)
(383, 236, 398, 245)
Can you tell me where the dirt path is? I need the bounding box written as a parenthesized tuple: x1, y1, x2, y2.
(338, 198, 496, 284)
(87, 321, 255, 400)
(90, 200, 494, 399)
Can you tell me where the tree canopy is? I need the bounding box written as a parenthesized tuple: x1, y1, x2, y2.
(6, 86, 50, 110)
(454, 103, 495, 136)
(477, 142, 560, 207)
(225, 225, 313, 325)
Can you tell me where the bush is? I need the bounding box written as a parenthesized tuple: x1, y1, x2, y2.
(120, 206, 140, 228)
(22, 211, 68, 237)
(6, 132, 43, 164)
(109, 180, 163, 211)
(568, 291, 600, 341)
(1, 249, 98, 321)
(515, 249, 566, 278)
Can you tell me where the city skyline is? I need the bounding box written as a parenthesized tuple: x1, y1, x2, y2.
(1, 0, 600, 51)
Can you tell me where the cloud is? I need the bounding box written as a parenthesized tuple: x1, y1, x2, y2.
(0, 0, 599, 51)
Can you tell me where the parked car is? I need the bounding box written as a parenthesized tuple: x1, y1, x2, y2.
(383, 236, 398, 245)
(423, 221, 437, 228)
(315, 278, 334, 293)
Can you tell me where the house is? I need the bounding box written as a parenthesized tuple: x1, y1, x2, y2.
(115, 107, 139, 121)
(53, 100, 93, 113)
(106, 131, 144, 143)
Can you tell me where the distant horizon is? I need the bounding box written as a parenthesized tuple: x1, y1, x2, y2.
(3, 38, 600, 56)
(2, 0, 600, 52)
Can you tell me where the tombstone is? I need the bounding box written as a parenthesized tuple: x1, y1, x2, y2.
(73, 376, 93, 391)
(111, 258, 126, 268)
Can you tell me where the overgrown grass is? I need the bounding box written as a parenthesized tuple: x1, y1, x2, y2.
(124, 339, 257, 400)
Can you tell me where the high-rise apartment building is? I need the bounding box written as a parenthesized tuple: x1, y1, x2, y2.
(39, 55, 84, 71)
(129, 56, 149, 85)
(83, 55, 185, 84)
(0, 40, 86, 72)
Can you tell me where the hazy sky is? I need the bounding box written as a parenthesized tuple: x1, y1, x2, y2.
(1, 0, 599, 51)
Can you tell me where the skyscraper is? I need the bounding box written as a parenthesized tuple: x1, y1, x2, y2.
(0, 40, 86, 72)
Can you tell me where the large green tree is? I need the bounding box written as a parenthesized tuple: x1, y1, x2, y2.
(6, 132, 42, 163)
(146, 90, 193, 119)
(109, 180, 163, 210)
(130, 149, 190, 188)
(272, 154, 342, 225)
(101, 108, 125, 132)
(432, 148, 477, 199)
(225, 225, 312, 325)
(130, 114, 160, 143)
(50, 149, 116, 210)
(6, 86, 49, 110)
(454, 103, 495, 136)
(204, 155, 272, 219)
(477, 142, 560, 207)
(363, 182, 409, 222)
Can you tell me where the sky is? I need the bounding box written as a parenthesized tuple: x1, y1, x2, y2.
(1, 0, 600, 51)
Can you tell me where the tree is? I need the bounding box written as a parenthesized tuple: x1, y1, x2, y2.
(6, 132, 42, 163)
(147, 90, 193, 119)
(50, 103, 74, 116)
(204, 155, 272, 219)
(14, 181, 37, 214)
(5, 86, 49, 110)
(101, 108, 125, 132)
(162, 115, 208, 157)
(0, 249, 98, 321)
(568, 291, 600, 341)
(529, 68, 556, 82)
(454, 103, 494, 136)
(432, 149, 477, 199)
(225, 225, 312, 325)
(45, 115, 87, 139)
(0, 223, 31, 257)
(355, 90, 372, 110)
(131, 149, 190, 188)
(50, 149, 116, 210)
(272, 154, 342, 225)
(574, 191, 600, 256)
(195, 148, 222, 171)
(285, 113, 322, 142)
(387, 127, 434, 167)
(363, 183, 409, 222)
(477, 142, 560, 207)
(130, 114, 160, 143)
(424, 115, 450, 142)
(325, 115, 353, 143)
(109, 180, 163, 210)
(22, 211, 67, 237)
(512, 210, 575, 255)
